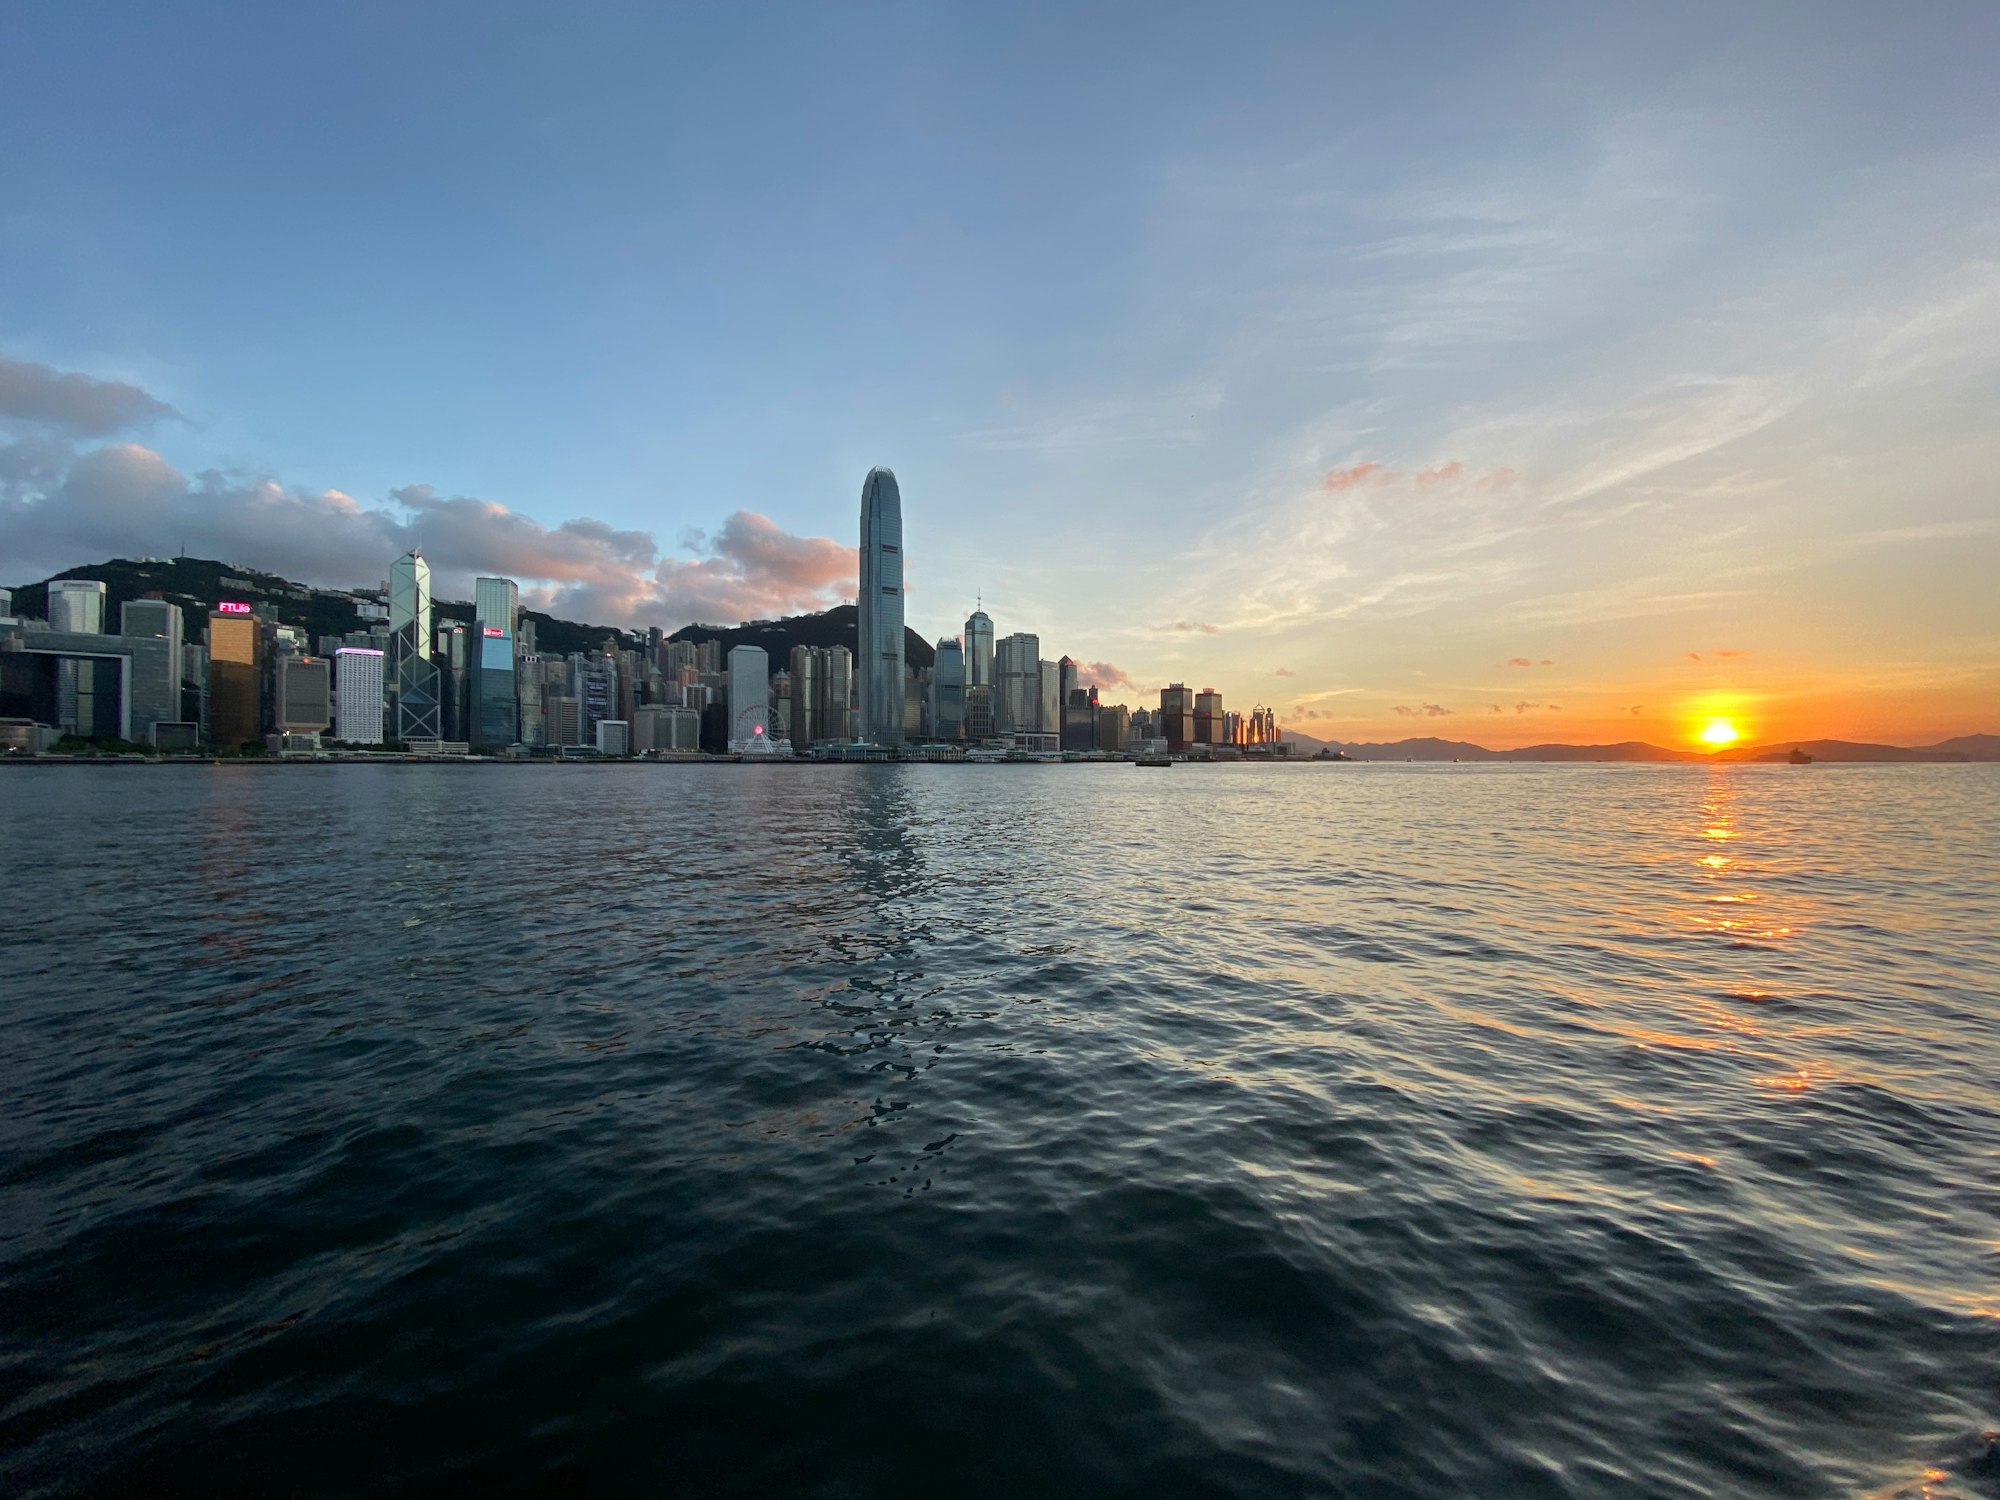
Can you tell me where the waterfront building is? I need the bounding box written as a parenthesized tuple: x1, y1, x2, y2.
(963, 607, 994, 690)
(821, 645, 853, 742)
(546, 695, 583, 747)
(931, 637, 965, 739)
(1062, 687, 1098, 752)
(1039, 659, 1059, 738)
(788, 645, 818, 745)
(963, 683, 995, 742)
(47, 579, 109, 734)
(1159, 684, 1195, 752)
(1097, 703, 1130, 752)
(435, 621, 469, 742)
(728, 644, 789, 752)
(858, 467, 906, 746)
(596, 719, 630, 757)
(47, 579, 106, 634)
(276, 655, 332, 734)
(1058, 657, 1080, 705)
(333, 647, 384, 743)
(122, 598, 187, 722)
(209, 608, 265, 748)
(389, 549, 441, 743)
(1194, 688, 1223, 745)
(471, 575, 519, 750)
(663, 704, 701, 750)
(994, 632, 1041, 734)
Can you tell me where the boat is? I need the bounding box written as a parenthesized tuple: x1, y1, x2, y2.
(1788, 747, 1814, 764)
(1135, 755, 1172, 767)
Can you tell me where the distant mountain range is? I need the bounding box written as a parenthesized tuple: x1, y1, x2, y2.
(1279, 732, 2000, 763)
(6, 557, 933, 667)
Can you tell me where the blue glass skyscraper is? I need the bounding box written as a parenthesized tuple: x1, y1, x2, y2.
(858, 467, 905, 746)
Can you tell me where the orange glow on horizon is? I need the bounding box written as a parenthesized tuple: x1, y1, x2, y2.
(1697, 719, 1741, 747)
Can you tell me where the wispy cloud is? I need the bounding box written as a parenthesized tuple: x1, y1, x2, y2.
(1393, 703, 1454, 718)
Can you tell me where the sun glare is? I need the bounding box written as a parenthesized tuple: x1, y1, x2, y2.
(1698, 719, 1741, 748)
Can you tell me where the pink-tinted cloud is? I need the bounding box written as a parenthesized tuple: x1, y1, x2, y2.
(1166, 620, 1220, 634)
(1686, 651, 1704, 663)
(1715, 648, 1750, 659)
(1322, 460, 1394, 492)
(1079, 660, 1132, 691)
(1415, 461, 1464, 486)
(1474, 467, 1520, 490)
(0, 366, 859, 629)
(1505, 656, 1534, 668)
(1393, 703, 1454, 718)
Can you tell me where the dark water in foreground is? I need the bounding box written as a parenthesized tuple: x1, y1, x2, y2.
(2, 763, 1997, 1498)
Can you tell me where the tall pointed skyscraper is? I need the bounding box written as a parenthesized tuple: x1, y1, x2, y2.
(858, 467, 905, 746)
(390, 547, 442, 742)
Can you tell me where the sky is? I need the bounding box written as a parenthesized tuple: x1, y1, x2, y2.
(2, 1, 1995, 748)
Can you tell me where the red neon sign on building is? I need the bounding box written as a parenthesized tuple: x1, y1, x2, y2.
(216, 601, 252, 615)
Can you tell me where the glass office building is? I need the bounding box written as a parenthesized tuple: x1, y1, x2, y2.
(857, 467, 905, 746)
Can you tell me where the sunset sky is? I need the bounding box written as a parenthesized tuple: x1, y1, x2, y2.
(2, 3, 1995, 747)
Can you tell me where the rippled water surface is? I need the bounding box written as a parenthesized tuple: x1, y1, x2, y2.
(3, 762, 1997, 1498)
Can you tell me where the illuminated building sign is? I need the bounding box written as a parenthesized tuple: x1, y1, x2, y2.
(483, 626, 506, 638)
(217, 601, 253, 615)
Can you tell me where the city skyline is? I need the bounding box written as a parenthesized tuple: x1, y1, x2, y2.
(2, 6, 1997, 749)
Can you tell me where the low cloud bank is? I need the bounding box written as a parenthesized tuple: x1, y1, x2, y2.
(1, 361, 856, 627)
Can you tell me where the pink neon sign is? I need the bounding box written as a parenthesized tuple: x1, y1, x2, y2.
(216, 601, 252, 615)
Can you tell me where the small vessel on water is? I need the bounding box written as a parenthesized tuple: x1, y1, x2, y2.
(1788, 747, 1814, 764)
(1135, 755, 1172, 767)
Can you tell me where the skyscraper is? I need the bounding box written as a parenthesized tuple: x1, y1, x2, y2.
(334, 648, 384, 743)
(276, 655, 332, 734)
(857, 467, 905, 746)
(48, 580, 107, 734)
(389, 549, 441, 742)
(728, 644, 787, 753)
(1194, 689, 1223, 745)
(931, 637, 965, 739)
(963, 607, 994, 690)
(208, 608, 264, 748)
(47, 579, 106, 634)
(1160, 683, 1195, 752)
(471, 575, 519, 749)
(994, 632, 1041, 734)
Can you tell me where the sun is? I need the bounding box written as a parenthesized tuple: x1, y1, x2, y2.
(1698, 719, 1741, 748)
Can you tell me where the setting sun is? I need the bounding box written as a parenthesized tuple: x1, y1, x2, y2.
(1698, 719, 1741, 748)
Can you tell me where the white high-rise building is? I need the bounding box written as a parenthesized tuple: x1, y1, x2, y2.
(727, 644, 789, 753)
(857, 467, 905, 746)
(334, 647, 386, 744)
(47, 579, 106, 633)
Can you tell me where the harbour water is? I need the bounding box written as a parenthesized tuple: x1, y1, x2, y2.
(2, 762, 1996, 1498)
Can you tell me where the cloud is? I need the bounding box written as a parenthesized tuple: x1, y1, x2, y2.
(1628, 704, 1644, 716)
(0, 363, 857, 628)
(1273, 666, 1296, 677)
(1322, 460, 1394, 492)
(1473, 467, 1519, 490)
(1714, 648, 1750, 659)
(1415, 461, 1463, 485)
(1505, 656, 1534, 667)
(1392, 703, 1454, 717)
(1078, 660, 1133, 690)
(0, 357, 179, 437)
(1166, 620, 1220, 634)
(1686, 651, 1704, 662)
(1514, 700, 1560, 713)
(1489, 704, 1503, 713)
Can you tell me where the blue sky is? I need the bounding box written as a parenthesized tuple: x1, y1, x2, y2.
(3, 2, 1996, 742)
